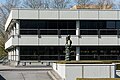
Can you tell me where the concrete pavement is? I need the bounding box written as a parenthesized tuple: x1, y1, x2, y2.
(0, 71, 52, 80)
(0, 64, 53, 80)
(0, 64, 52, 71)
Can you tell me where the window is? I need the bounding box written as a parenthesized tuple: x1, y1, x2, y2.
(116, 21, 120, 29)
(106, 21, 115, 29)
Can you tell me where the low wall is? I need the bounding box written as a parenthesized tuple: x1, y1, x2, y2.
(53, 63, 116, 80)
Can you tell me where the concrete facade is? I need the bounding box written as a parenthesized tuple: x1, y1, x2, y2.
(5, 9, 120, 64)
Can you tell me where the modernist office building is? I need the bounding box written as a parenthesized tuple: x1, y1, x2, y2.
(5, 9, 120, 63)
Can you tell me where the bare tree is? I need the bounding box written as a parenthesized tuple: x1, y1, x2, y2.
(0, 0, 21, 57)
(96, 0, 115, 9)
(74, 0, 93, 8)
(51, 0, 71, 9)
(23, 0, 51, 9)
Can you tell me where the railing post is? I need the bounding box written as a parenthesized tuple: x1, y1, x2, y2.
(98, 29, 101, 38)
(38, 29, 41, 38)
(117, 29, 120, 38)
(58, 29, 61, 38)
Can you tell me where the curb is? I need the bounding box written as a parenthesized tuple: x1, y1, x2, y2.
(0, 69, 52, 71)
(47, 70, 63, 80)
(47, 71, 58, 80)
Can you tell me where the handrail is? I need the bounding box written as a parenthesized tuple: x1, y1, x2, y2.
(6, 29, 120, 40)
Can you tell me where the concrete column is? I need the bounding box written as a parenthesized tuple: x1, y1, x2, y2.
(16, 47, 20, 61)
(16, 21, 20, 35)
(11, 50, 13, 61)
(13, 48, 16, 61)
(10, 28, 13, 36)
(10, 51, 12, 61)
(13, 26, 16, 35)
(76, 20, 80, 35)
(8, 51, 11, 60)
(76, 47, 80, 61)
(76, 21, 80, 61)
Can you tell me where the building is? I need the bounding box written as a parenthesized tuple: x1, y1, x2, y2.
(5, 9, 120, 65)
(71, 5, 112, 10)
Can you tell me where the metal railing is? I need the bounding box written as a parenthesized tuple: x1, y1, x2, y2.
(6, 29, 120, 41)
(19, 29, 120, 35)
(20, 29, 76, 35)
(20, 55, 76, 60)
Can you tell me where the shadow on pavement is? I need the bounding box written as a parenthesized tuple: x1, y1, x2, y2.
(0, 75, 6, 80)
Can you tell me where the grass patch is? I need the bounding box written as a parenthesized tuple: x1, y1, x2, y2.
(56, 60, 120, 64)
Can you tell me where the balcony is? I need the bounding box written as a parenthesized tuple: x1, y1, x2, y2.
(5, 29, 120, 49)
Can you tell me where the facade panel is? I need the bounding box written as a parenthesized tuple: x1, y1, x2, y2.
(99, 11, 118, 20)
(60, 10, 79, 19)
(99, 35, 118, 45)
(79, 35, 98, 45)
(39, 10, 59, 19)
(19, 9, 38, 19)
(19, 35, 38, 45)
(79, 10, 98, 20)
(39, 35, 59, 45)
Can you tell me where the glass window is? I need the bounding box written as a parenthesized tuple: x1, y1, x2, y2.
(20, 20, 39, 29)
(80, 20, 98, 29)
(116, 21, 120, 29)
(47, 20, 58, 29)
(67, 20, 76, 29)
(58, 20, 67, 29)
(106, 21, 115, 29)
(38, 21, 47, 29)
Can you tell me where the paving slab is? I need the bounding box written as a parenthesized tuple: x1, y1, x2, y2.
(0, 71, 52, 80)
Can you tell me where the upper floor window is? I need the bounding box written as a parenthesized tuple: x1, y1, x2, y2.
(20, 20, 76, 29)
(106, 21, 115, 29)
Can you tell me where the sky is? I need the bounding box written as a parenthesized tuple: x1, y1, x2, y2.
(0, 0, 5, 3)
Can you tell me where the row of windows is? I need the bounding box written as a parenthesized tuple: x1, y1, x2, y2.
(19, 46, 120, 60)
(20, 20, 76, 29)
(80, 21, 120, 29)
(20, 20, 120, 29)
(20, 29, 120, 35)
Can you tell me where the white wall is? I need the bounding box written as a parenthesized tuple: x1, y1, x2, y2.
(5, 35, 120, 49)
(53, 63, 116, 80)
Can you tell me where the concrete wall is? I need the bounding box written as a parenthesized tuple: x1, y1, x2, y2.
(53, 63, 116, 80)
(5, 35, 120, 49)
(5, 9, 120, 31)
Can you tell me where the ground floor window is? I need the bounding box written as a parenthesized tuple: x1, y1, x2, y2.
(80, 46, 120, 60)
(16, 46, 120, 60)
(20, 46, 76, 60)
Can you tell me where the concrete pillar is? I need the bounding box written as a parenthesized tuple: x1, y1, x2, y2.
(16, 21, 19, 35)
(76, 47, 80, 61)
(11, 28, 14, 35)
(8, 51, 11, 60)
(16, 47, 20, 61)
(13, 26, 16, 35)
(76, 20, 80, 35)
(13, 48, 15, 61)
(76, 21, 80, 61)
(11, 50, 13, 61)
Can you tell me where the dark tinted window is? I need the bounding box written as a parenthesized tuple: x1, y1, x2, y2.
(116, 21, 120, 29)
(20, 20, 39, 29)
(106, 21, 115, 29)
(20, 20, 76, 29)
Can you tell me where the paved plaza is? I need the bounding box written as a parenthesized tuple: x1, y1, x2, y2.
(0, 71, 52, 80)
(0, 64, 52, 80)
